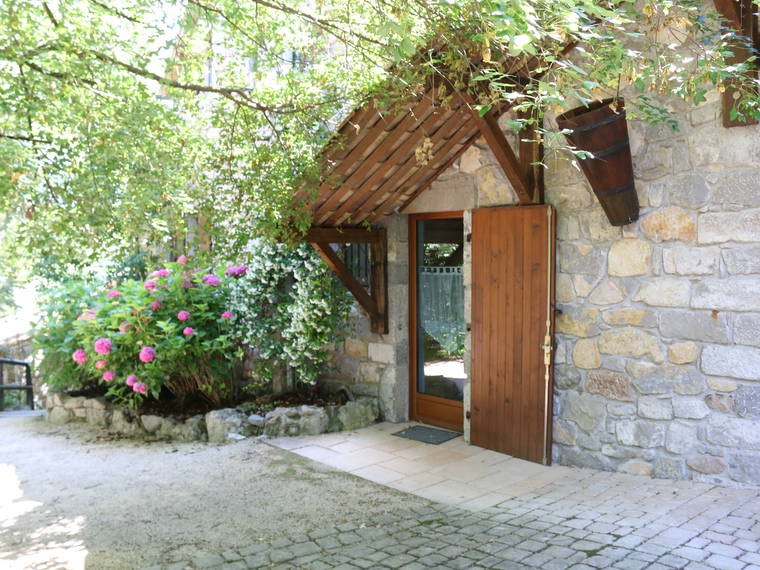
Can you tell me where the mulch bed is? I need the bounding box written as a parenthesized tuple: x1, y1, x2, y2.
(237, 390, 348, 416)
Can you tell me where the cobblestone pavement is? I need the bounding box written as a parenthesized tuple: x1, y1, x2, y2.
(145, 468, 760, 570)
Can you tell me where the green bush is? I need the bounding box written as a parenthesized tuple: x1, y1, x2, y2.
(34, 257, 242, 408)
(229, 240, 353, 386)
(34, 281, 103, 393)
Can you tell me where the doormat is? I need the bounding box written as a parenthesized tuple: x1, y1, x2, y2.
(392, 425, 461, 445)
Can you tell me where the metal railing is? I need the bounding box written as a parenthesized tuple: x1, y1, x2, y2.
(0, 358, 34, 411)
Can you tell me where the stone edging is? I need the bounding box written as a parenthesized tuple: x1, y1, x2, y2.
(42, 391, 380, 443)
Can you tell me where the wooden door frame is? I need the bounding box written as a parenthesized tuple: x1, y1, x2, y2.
(408, 211, 465, 432)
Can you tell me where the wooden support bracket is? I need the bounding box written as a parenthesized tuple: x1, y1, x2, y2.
(713, 0, 759, 127)
(458, 92, 537, 204)
(308, 227, 388, 334)
(517, 109, 545, 203)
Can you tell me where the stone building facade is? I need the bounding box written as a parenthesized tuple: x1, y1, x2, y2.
(326, 87, 760, 488)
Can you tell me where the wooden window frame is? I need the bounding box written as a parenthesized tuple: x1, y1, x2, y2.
(408, 211, 465, 432)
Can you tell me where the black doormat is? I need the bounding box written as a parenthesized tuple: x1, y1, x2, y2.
(392, 425, 461, 445)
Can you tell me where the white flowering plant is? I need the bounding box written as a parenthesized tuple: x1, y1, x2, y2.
(228, 240, 353, 387)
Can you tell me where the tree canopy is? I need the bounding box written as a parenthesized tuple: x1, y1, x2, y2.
(1, 0, 758, 290)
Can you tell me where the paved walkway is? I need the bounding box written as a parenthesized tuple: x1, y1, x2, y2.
(269, 422, 572, 511)
(154, 422, 760, 570)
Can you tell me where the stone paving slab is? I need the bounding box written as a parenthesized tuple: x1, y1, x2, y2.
(268, 422, 576, 511)
(144, 464, 760, 569)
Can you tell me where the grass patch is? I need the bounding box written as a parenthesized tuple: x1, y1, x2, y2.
(582, 546, 606, 558)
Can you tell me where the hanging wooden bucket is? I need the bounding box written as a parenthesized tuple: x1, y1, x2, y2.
(556, 98, 639, 226)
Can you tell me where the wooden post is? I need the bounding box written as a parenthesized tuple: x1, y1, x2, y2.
(714, 0, 759, 127)
(370, 228, 388, 334)
(517, 109, 544, 204)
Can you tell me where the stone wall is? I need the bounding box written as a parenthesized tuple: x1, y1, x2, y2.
(42, 390, 379, 442)
(328, 88, 760, 487)
(326, 215, 410, 422)
(545, 91, 760, 487)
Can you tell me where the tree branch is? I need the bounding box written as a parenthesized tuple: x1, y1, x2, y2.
(87, 0, 145, 25)
(0, 132, 50, 144)
(42, 2, 59, 27)
(22, 60, 97, 86)
(86, 48, 322, 113)
(186, 0, 294, 65)
(251, 0, 388, 49)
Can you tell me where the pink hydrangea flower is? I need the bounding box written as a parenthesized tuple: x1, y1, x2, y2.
(221, 311, 233, 319)
(77, 308, 97, 321)
(126, 374, 138, 387)
(106, 290, 122, 298)
(133, 382, 148, 395)
(202, 274, 221, 286)
(177, 310, 190, 321)
(183, 327, 194, 336)
(102, 370, 116, 382)
(177, 255, 188, 266)
(155, 268, 170, 278)
(139, 346, 156, 363)
(144, 279, 157, 290)
(72, 349, 87, 365)
(94, 338, 112, 355)
(95, 360, 108, 369)
(150, 301, 161, 310)
(225, 265, 249, 278)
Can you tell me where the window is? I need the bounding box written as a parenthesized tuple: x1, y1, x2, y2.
(343, 242, 371, 288)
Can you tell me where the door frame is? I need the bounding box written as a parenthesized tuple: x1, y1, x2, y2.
(408, 210, 465, 432)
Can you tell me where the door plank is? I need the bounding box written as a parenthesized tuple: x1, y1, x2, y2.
(470, 205, 555, 464)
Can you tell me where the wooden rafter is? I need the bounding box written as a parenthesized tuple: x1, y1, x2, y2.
(313, 95, 438, 222)
(308, 227, 388, 334)
(457, 92, 533, 204)
(321, 99, 464, 226)
(356, 107, 473, 224)
(368, 121, 481, 222)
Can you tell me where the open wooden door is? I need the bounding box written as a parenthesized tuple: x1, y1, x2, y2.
(470, 205, 556, 464)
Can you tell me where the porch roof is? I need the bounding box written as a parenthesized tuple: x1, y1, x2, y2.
(305, 89, 484, 228)
(301, 50, 563, 228)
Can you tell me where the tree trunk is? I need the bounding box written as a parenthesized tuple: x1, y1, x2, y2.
(271, 362, 289, 395)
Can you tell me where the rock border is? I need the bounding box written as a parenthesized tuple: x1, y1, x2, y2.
(42, 391, 380, 443)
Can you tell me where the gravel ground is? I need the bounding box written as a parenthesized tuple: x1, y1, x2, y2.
(0, 416, 426, 569)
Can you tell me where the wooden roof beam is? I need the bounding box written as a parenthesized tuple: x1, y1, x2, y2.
(458, 93, 533, 204)
(306, 227, 382, 243)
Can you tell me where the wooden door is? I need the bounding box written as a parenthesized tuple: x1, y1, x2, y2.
(470, 205, 556, 464)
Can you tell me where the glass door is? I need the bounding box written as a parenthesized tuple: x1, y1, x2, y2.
(410, 213, 465, 431)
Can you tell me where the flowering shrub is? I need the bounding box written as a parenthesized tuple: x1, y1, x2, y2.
(229, 240, 353, 385)
(34, 282, 105, 393)
(34, 257, 242, 408)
